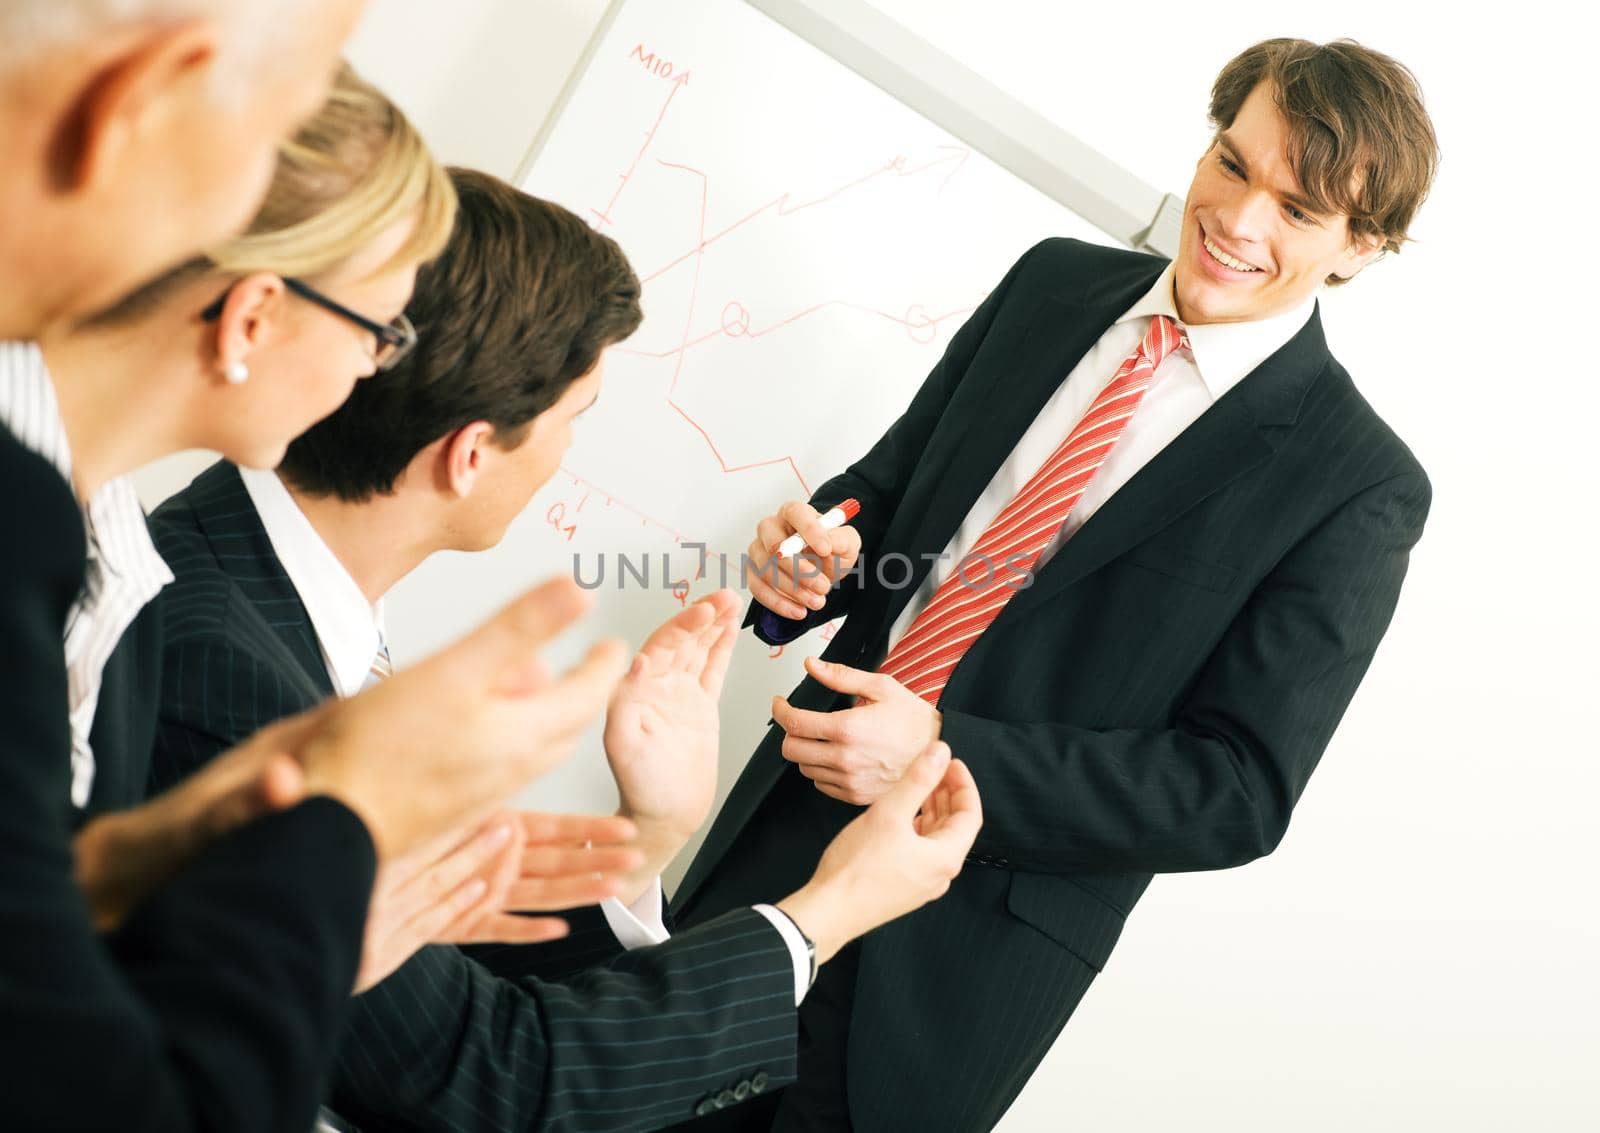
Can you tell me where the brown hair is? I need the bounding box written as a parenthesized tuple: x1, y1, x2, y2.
(278, 167, 643, 500)
(1209, 38, 1438, 285)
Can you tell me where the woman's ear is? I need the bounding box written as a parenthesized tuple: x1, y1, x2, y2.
(210, 272, 286, 384)
(444, 421, 496, 498)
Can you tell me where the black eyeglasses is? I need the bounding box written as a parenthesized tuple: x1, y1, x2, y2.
(201, 278, 417, 371)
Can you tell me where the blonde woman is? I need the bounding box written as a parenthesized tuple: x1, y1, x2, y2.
(0, 65, 629, 1133)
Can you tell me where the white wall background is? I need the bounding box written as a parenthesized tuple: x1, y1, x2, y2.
(133, 2, 1600, 1129)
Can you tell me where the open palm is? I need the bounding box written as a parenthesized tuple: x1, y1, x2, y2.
(603, 589, 741, 835)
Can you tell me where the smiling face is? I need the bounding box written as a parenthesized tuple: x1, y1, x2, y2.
(1173, 82, 1383, 326)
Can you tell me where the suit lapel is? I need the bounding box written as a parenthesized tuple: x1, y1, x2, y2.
(996, 304, 1332, 623)
(186, 463, 336, 698)
(864, 262, 1171, 641)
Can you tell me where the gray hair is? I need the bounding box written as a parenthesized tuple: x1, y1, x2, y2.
(0, 1, 311, 72)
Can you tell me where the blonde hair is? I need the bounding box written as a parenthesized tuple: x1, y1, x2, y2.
(93, 61, 455, 321)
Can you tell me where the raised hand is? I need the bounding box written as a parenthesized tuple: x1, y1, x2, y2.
(603, 589, 741, 898)
(298, 577, 628, 860)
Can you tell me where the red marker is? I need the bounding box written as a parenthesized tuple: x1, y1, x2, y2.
(776, 498, 861, 557)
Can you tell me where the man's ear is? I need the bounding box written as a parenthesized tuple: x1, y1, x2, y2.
(58, 20, 220, 193)
(1335, 228, 1388, 282)
(211, 273, 286, 381)
(444, 422, 497, 498)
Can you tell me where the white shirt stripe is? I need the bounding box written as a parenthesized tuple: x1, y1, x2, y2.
(0, 340, 173, 807)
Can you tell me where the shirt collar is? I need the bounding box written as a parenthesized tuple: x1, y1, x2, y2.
(0, 340, 74, 483)
(0, 340, 171, 599)
(83, 477, 173, 599)
(1117, 263, 1318, 400)
(239, 465, 385, 699)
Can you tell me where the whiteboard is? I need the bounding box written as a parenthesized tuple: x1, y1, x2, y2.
(386, 0, 1120, 874)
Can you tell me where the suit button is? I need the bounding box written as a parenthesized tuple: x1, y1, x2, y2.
(695, 1098, 716, 1117)
(751, 1071, 770, 1094)
(716, 1089, 738, 1108)
(734, 1081, 752, 1101)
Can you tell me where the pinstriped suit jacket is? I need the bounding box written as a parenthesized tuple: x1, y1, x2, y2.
(675, 237, 1432, 1131)
(147, 462, 799, 1133)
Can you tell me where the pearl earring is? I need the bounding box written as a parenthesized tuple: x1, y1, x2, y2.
(224, 361, 249, 385)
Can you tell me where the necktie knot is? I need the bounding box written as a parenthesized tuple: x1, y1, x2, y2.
(1143, 314, 1188, 371)
(364, 641, 393, 688)
(879, 315, 1183, 705)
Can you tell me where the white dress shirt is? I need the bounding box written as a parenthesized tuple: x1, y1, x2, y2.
(0, 341, 173, 807)
(239, 468, 813, 1001)
(885, 264, 1316, 651)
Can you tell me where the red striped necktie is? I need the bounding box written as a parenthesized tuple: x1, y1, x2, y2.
(879, 314, 1188, 704)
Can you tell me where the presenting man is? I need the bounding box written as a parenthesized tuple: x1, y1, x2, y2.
(672, 38, 1440, 1131)
(147, 167, 983, 1131)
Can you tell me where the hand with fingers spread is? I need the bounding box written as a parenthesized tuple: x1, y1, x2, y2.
(500, 811, 642, 915)
(297, 577, 628, 861)
(746, 500, 863, 622)
(775, 742, 982, 965)
(603, 589, 742, 900)
(775, 656, 942, 806)
(354, 809, 642, 993)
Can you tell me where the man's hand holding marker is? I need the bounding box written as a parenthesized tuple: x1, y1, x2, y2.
(747, 498, 863, 621)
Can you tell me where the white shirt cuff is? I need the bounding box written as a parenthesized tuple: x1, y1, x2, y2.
(600, 877, 670, 950)
(752, 904, 811, 1007)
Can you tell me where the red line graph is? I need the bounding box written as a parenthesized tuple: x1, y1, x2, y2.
(640, 146, 969, 285)
(575, 50, 974, 502)
(615, 298, 977, 361)
(591, 71, 691, 229)
(557, 467, 693, 544)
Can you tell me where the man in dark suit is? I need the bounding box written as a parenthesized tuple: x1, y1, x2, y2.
(146, 167, 983, 1131)
(0, 4, 513, 1130)
(670, 38, 1441, 1130)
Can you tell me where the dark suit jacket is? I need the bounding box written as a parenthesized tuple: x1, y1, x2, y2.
(147, 461, 799, 1132)
(674, 238, 1432, 1131)
(79, 595, 164, 820)
(0, 423, 376, 1132)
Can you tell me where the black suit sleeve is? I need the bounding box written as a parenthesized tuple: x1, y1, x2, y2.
(941, 470, 1432, 873)
(154, 637, 799, 1130)
(333, 909, 797, 1133)
(747, 240, 1053, 646)
(0, 432, 375, 1133)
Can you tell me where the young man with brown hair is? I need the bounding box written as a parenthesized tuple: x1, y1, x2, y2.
(146, 167, 984, 1131)
(673, 37, 1441, 1131)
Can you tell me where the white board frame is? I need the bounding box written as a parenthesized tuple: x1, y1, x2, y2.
(514, 0, 1185, 257)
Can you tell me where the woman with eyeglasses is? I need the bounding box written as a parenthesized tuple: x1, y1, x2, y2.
(19, 64, 452, 486)
(0, 61, 465, 1133)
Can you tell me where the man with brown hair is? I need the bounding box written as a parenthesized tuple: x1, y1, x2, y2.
(145, 167, 983, 1131)
(672, 37, 1441, 1131)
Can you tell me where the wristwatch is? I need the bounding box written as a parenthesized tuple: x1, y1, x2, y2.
(774, 906, 817, 989)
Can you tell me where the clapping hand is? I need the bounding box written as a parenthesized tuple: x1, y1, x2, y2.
(602, 589, 741, 899)
(355, 809, 642, 993)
